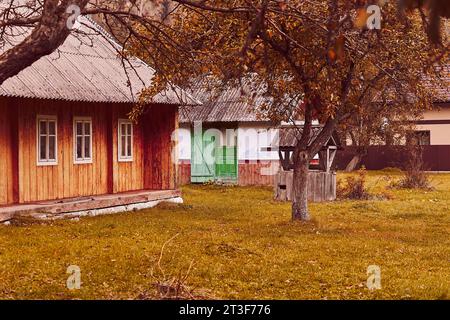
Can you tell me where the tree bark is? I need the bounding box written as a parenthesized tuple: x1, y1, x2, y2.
(345, 147, 367, 172)
(292, 150, 310, 221)
(0, 0, 89, 86)
(345, 153, 363, 172)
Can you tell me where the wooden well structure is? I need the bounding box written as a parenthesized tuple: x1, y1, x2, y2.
(274, 127, 338, 202)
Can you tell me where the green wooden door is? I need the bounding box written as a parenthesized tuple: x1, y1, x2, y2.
(191, 128, 238, 183)
(215, 146, 238, 182)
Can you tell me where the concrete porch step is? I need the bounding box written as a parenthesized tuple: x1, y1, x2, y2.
(0, 189, 182, 223)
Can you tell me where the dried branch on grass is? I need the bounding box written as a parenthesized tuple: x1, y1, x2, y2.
(148, 233, 198, 300)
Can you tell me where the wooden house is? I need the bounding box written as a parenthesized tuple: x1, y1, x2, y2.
(177, 82, 341, 186)
(336, 64, 450, 171)
(0, 18, 195, 222)
(177, 83, 280, 186)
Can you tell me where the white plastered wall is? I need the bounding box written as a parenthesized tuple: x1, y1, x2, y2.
(416, 108, 450, 145)
(177, 125, 192, 160)
(177, 123, 280, 161)
(237, 123, 279, 161)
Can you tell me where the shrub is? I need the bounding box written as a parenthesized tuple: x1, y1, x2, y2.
(391, 145, 433, 190)
(337, 168, 370, 200)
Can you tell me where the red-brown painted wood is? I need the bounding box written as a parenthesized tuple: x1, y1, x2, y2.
(0, 97, 179, 206)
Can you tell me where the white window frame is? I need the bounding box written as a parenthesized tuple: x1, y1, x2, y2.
(73, 117, 93, 164)
(36, 115, 58, 166)
(118, 119, 133, 162)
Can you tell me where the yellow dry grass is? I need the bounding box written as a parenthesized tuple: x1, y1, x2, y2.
(0, 171, 448, 300)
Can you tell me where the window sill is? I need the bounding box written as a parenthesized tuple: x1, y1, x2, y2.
(74, 160, 93, 165)
(37, 162, 58, 167)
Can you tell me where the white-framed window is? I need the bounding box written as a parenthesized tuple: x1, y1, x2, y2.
(118, 119, 133, 162)
(37, 115, 58, 166)
(74, 117, 93, 164)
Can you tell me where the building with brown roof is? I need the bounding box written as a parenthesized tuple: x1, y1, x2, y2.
(177, 80, 340, 186)
(177, 81, 281, 186)
(414, 64, 450, 146)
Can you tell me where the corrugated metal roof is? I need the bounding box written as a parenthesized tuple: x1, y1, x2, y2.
(180, 78, 273, 123)
(182, 62, 449, 123)
(0, 16, 198, 105)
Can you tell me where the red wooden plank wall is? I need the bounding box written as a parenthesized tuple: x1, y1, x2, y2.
(0, 97, 178, 205)
(143, 104, 178, 191)
(176, 160, 279, 186)
(112, 104, 144, 194)
(17, 99, 109, 203)
(177, 161, 191, 185)
(238, 161, 278, 186)
(0, 99, 15, 205)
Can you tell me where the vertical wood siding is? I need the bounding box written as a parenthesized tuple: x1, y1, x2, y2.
(176, 160, 279, 186)
(143, 105, 178, 190)
(177, 161, 192, 185)
(112, 104, 144, 193)
(0, 97, 178, 205)
(238, 161, 278, 186)
(17, 99, 109, 202)
(0, 99, 15, 205)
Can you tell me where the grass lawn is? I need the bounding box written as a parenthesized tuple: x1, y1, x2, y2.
(0, 171, 448, 300)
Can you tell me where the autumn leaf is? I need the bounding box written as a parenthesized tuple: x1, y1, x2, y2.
(328, 49, 337, 61)
(355, 8, 369, 29)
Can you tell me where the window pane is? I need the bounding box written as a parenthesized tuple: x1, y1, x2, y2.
(121, 124, 126, 137)
(40, 136, 47, 160)
(76, 122, 83, 135)
(121, 135, 126, 157)
(84, 136, 91, 159)
(419, 132, 430, 145)
(127, 124, 132, 136)
(48, 136, 56, 160)
(84, 122, 91, 136)
(48, 121, 56, 135)
(127, 135, 132, 157)
(76, 137, 83, 159)
(40, 121, 47, 134)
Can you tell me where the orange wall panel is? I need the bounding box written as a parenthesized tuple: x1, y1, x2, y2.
(143, 105, 178, 190)
(111, 104, 145, 194)
(1, 97, 178, 205)
(238, 161, 277, 186)
(17, 99, 109, 203)
(0, 99, 15, 205)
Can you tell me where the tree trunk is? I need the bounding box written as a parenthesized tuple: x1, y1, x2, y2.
(345, 153, 363, 172)
(345, 147, 367, 172)
(292, 151, 310, 221)
(0, 0, 89, 86)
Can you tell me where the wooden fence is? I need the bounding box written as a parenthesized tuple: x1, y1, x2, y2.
(335, 146, 450, 171)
